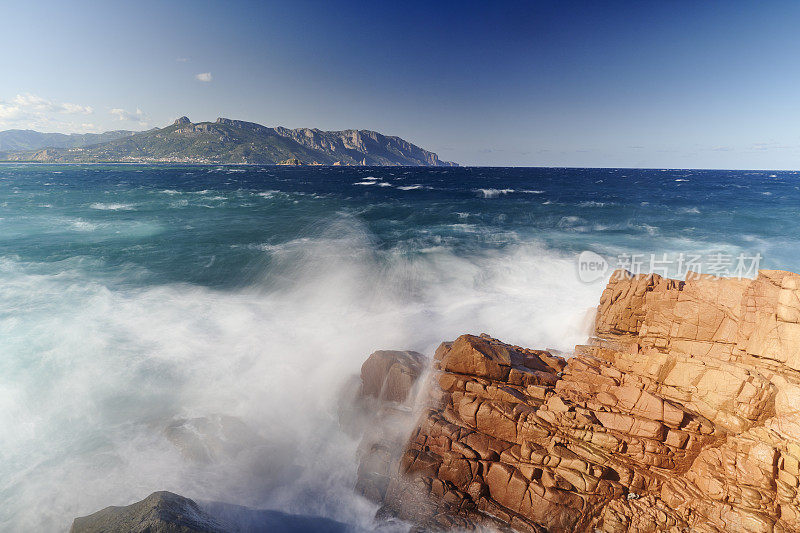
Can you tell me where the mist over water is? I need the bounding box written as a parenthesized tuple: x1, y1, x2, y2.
(1, 164, 799, 531)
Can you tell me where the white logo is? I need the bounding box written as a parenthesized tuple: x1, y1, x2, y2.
(577, 250, 609, 283)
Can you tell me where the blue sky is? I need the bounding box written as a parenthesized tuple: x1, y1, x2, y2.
(1, 0, 800, 168)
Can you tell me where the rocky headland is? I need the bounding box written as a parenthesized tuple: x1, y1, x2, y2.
(72, 269, 800, 532)
(0, 117, 458, 166)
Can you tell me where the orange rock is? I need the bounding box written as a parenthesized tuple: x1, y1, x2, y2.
(359, 349, 425, 403)
(358, 270, 800, 532)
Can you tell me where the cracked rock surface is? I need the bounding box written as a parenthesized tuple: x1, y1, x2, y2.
(362, 269, 800, 532)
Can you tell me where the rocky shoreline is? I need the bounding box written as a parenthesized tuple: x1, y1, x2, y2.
(73, 269, 800, 532)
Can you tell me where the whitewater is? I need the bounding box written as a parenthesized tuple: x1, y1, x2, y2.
(0, 164, 798, 531)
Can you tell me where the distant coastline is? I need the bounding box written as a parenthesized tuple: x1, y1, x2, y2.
(0, 117, 458, 167)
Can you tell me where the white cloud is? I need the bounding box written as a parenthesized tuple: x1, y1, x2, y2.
(60, 102, 94, 114)
(195, 72, 213, 82)
(0, 103, 24, 120)
(110, 108, 148, 127)
(0, 93, 95, 133)
(176, 57, 189, 63)
(12, 93, 47, 107)
(12, 93, 93, 114)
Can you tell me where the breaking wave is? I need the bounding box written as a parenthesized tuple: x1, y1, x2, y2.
(475, 188, 514, 198)
(89, 202, 136, 211)
(0, 217, 601, 531)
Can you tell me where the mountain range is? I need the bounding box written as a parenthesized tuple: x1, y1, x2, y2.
(0, 129, 136, 152)
(0, 117, 457, 166)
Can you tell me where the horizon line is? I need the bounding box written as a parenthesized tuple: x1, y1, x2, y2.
(0, 161, 797, 172)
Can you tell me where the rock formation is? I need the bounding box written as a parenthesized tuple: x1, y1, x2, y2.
(342, 350, 427, 505)
(69, 491, 348, 533)
(164, 414, 269, 464)
(70, 491, 227, 533)
(361, 269, 800, 532)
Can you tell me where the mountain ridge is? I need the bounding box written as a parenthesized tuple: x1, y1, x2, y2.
(0, 129, 137, 152)
(0, 117, 457, 166)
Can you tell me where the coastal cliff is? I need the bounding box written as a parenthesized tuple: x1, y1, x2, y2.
(357, 269, 800, 532)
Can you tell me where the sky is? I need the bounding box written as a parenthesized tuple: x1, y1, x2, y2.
(1, 0, 800, 168)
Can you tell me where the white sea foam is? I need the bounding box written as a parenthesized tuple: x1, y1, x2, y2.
(641, 223, 658, 235)
(354, 179, 392, 187)
(89, 203, 136, 211)
(0, 218, 602, 531)
(558, 215, 585, 227)
(250, 237, 314, 252)
(69, 219, 100, 231)
(397, 185, 423, 190)
(475, 188, 514, 198)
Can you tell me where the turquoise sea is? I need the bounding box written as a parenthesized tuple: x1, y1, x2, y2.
(1, 164, 798, 530)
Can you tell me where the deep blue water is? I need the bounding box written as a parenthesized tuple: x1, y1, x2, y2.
(1, 164, 798, 531)
(1, 165, 797, 287)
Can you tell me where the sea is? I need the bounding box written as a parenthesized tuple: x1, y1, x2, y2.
(0, 164, 797, 531)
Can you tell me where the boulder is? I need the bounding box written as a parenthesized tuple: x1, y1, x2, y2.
(70, 491, 348, 533)
(69, 491, 225, 533)
(359, 350, 426, 404)
(343, 350, 429, 506)
(164, 414, 267, 463)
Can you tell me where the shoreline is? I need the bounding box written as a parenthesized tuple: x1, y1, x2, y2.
(71, 268, 800, 532)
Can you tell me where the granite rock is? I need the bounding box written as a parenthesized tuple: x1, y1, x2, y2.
(364, 270, 800, 532)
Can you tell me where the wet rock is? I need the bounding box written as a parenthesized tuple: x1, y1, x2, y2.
(69, 491, 226, 533)
(70, 491, 349, 533)
(342, 350, 429, 508)
(364, 269, 800, 532)
(359, 350, 425, 404)
(164, 415, 267, 464)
